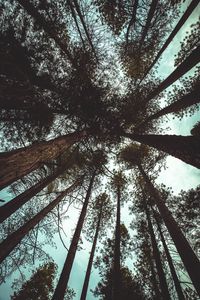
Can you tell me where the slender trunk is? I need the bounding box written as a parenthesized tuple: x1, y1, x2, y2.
(113, 185, 121, 300)
(125, 0, 138, 52)
(52, 170, 96, 300)
(16, 0, 76, 67)
(0, 179, 80, 264)
(138, 164, 200, 296)
(153, 209, 185, 300)
(139, 0, 158, 49)
(149, 251, 162, 299)
(0, 131, 84, 190)
(0, 165, 71, 223)
(72, 0, 97, 59)
(145, 45, 200, 102)
(123, 132, 200, 169)
(141, 0, 199, 81)
(142, 193, 170, 299)
(135, 85, 200, 131)
(80, 203, 103, 300)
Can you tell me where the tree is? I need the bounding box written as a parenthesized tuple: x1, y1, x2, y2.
(80, 193, 113, 300)
(0, 131, 85, 190)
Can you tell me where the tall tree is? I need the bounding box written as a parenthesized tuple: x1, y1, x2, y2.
(0, 131, 85, 190)
(80, 193, 112, 300)
(0, 178, 81, 264)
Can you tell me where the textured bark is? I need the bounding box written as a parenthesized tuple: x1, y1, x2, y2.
(0, 131, 84, 190)
(141, 0, 199, 81)
(139, 0, 158, 49)
(112, 185, 121, 300)
(0, 179, 80, 264)
(142, 194, 170, 299)
(80, 202, 103, 300)
(138, 164, 200, 296)
(0, 165, 69, 223)
(153, 210, 185, 300)
(135, 85, 200, 131)
(145, 45, 200, 102)
(16, 0, 76, 67)
(52, 171, 96, 300)
(124, 133, 200, 169)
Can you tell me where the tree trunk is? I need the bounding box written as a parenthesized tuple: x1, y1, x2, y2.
(146, 45, 200, 102)
(148, 251, 162, 300)
(112, 185, 121, 300)
(0, 165, 71, 223)
(139, 0, 158, 49)
(141, 0, 199, 81)
(0, 131, 85, 190)
(138, 163, 200, 296)
(0, 179, 80, 264)
(124, 132, 200, 169)
(135, 85, 200, 131)
(142, 193, 170, 299)
(52, 170, 96, 300)
(125, 0, 139, 52)
(80, 202, 103, 300)
(153, 209, 185, 300)
(16, 0, 76, 67)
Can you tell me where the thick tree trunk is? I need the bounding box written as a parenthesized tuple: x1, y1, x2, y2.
(124, 133, 200, 169)
(0, 131, 84, 190)
(135, 85, 200, 131)
(112, 185, 121, 300)
(16, 0, 76, 67)
(80, 203, 103, 300)
(145, 45, 200, 102)
(52, 170, 96, 300)
(153, 209, 185, 300)
(142, 194, 170, 299)
(141, 0, 199, 81)
(0, 165, 71, 223)
(0, 179, 80, 264)
(139, 0, 158, 49)
(138, 164, 200, 296)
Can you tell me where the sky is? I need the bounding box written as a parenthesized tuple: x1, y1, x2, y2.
(0, 1, 200, 299)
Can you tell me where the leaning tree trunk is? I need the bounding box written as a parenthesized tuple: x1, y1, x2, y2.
(145, 45, 200, 102)
(124, 132, 200, 169)
(0, 164, 72, 223)
(142, 193, 171, 299)
(80, 202, 103, 300)
(0, 179, 80, 264)
(0, 131, 85, 190)
(153, 209, 185, 300)
(141, 0, 199, 81)
(16, 0, 76, 67)
(135, 85, 200, 131)
(52, 170, 96, 300)
(112, 184, 121, 300)
(138, 163, 200, 296)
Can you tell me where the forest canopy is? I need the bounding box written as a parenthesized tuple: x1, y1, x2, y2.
(0, 0, 200, 299)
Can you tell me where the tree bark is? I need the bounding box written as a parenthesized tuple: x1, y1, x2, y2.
(52, 170, 96, 300)
(0, 165, 71, 223)
(112, 185, 121, 300)
(138, 164, 200, 296)
(135, 85, 200, 131)
(16, 0, 76, 67)
(145, 45, 200, 102)
(142, 193, 170, 299)
(153, 209, 185, 300)
(141, 0, 199, 81)
(0, 179, 80, 264)
(124, 133, 200, 169)
(80, 201, 103, 300)
(0, 131, 85, 190)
